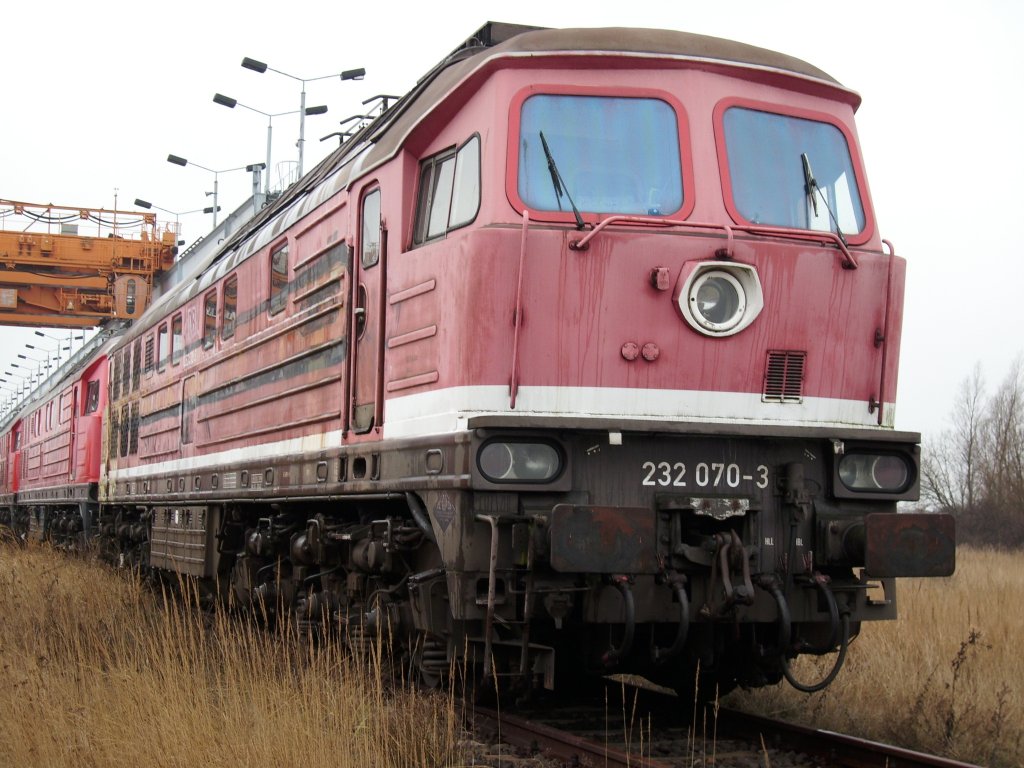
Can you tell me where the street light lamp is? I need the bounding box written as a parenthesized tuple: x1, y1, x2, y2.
(213, 93, 327, 195)
(25, 345, 66, 376)
(33, 330, 84, 369)
(166, 156, 261, 228)
(240, 57, 365, 179)
(17, 352, 52, 376)
(2, 372, 30, 396)
(8, 363, 41, 384)
(134, 199, 220, 246)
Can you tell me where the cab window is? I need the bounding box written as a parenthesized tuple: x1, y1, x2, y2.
(517, 94, 683, 216)
(85, 380, 100, 414)
(414, 136, 480, 244)
(721, 106, 865, 235)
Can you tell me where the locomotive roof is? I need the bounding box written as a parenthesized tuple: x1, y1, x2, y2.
(476, 24, 841, 83)
(323, 24, 850, 187)
(120, 23, 856, 345)
(340, 23, 852, 173)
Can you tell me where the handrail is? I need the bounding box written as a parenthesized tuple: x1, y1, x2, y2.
(743, 224, 857, 269)
(569, 215, 734, 257)
(569, 215, 857, 269)
(509, 210, 530, 409)
(876, 238, 898, 425)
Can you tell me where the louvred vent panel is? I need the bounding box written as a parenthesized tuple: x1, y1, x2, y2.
(763, 351, 806, 403)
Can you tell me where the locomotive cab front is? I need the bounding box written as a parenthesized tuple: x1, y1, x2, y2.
(387, 26, 955, 697)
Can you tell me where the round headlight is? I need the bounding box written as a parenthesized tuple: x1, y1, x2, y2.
(479, 443, 514, 480)
(838, 453, 910, 492)
(675, 261, 763, 338)
(479, 442, 561, 483)
(871, 455, 910, 491)
(689, 270, 745, 332)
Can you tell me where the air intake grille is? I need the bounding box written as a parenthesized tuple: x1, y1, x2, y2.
(763, 351, 806, 403)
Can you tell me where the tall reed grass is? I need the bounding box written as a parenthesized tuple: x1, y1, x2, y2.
(729, 546, 1023, 766)
(2, 541, 1019, 767)
(0, 544, 468, 768)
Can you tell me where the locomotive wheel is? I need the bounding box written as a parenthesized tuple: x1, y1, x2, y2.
(411, 631, 448, 691)
(409, 631, 511, 706)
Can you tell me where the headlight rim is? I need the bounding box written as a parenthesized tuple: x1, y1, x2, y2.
(477, 439, 564, 484)
(689, 269, 746, 332)
(837, 452, 913, 494)
(675, 260, 764, 338)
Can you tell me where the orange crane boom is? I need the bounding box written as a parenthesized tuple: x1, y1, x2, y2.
(0, 199, 177, 328)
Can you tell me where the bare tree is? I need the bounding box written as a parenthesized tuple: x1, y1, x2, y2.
(921, 357, 1024, 547)
(921, 364, 985, 513)
(980, 358, 1024, 514)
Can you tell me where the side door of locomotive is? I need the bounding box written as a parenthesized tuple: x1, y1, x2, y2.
(67, 385, 79, 482)
(349, 184, 385, 434)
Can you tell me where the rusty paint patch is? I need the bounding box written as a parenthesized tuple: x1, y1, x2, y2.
(549, 504, 658, 574)
(864, 512, 955, 577)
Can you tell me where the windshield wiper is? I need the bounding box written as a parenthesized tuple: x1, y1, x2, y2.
(539, 131, 585, 230)
(801, 152, 847, 246)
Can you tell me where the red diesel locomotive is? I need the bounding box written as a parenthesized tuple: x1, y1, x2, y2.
(1, 331, 117, 546)
(0, 23, 954, 698)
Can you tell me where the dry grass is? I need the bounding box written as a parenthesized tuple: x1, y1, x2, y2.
(727, 546, 1024, 767)
(3, 541, 1021, 767)
(0, 544, 469, 768)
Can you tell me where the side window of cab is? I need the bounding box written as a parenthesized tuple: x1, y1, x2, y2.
(413, 135, 480, 246)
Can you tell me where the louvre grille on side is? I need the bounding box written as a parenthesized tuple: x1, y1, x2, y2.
(763, 351, 806, 403)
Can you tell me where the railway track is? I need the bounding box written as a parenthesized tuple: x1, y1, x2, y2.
(466, 691, 982, 768)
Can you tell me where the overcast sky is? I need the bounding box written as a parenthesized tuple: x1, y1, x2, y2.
(1, 0, 1021, 439)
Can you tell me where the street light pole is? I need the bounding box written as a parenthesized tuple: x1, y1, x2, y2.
(213, 94, 325, 196)
(240, 58, 364, 179)
(17, 353, 52, 377)
(166, 157, 259, 228)
(299, 85, 307, 180)
(3, 371, 30, 397)
(265, 118, 272, 194)
(134, 199, 219, 247)
(33, 330, 80, 369)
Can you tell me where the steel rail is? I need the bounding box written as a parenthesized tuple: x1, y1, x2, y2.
(466, 698, 983, 768)
(717, 708, 983, 768)
(469, 704, 676, 768)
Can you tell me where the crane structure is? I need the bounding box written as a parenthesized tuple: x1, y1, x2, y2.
(0, 199, 177, 329)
